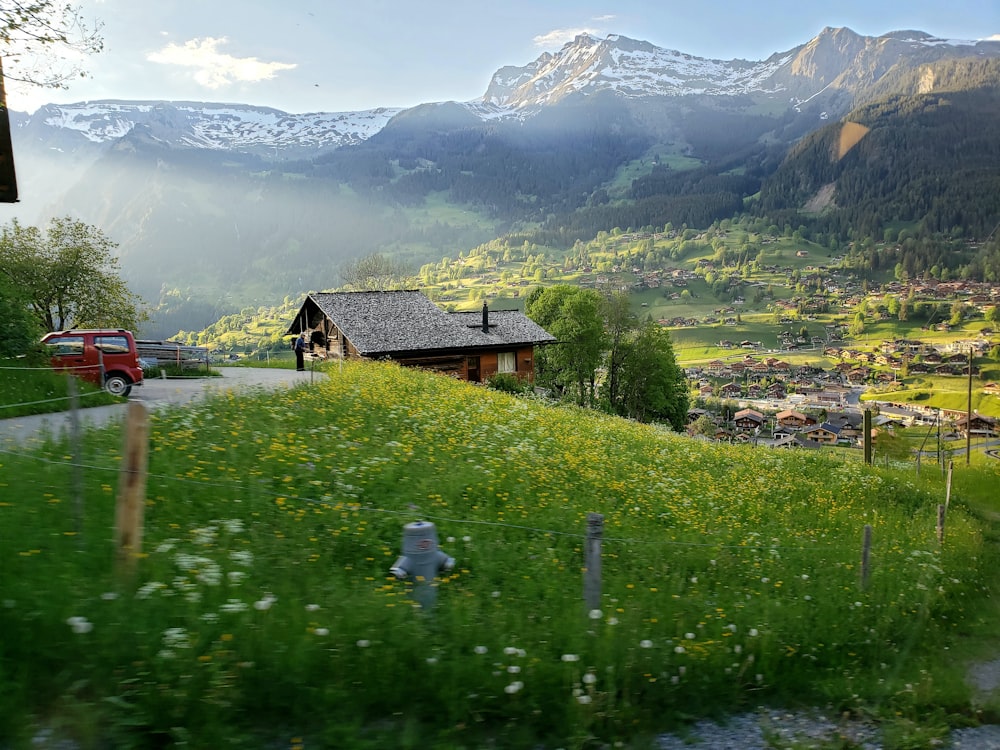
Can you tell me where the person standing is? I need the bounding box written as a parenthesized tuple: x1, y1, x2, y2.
(293, 333, 306, 371)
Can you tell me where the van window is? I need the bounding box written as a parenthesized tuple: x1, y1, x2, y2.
(95, 335, 130, 354)
(48, 336, 84, 356)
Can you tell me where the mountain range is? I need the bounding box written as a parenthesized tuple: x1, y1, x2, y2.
(7, 26, 1000, 337)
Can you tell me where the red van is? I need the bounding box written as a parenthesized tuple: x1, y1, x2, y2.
(42, 329, 144, 397)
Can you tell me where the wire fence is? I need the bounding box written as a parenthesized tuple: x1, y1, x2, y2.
(0, 442, 883, 556)
(0, 389, 108, 411)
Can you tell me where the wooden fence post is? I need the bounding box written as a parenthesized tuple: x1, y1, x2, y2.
(937, 504, 946, 545)
(945, 461, 954, 511)
(860, 524, 872, 590)
(863, 409, 873, 465)
(115, 402, 150, 572)
(584, 512, 604, 612)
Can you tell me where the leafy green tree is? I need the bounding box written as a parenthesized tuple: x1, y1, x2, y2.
(526, 285, 605, 406)
(606, 323, 688, 429)
(0, 275, 39, 356)
(600, 292, 638, 412)
(0, 217, 145, 331)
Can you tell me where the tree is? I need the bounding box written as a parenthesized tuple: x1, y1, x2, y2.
(339, 253, 413, 291)
(600, 291, 638, 412)
(0, 1, 104, 89)
(0, 217, 145, 331)
(526, 285, 605, 406)
(606, 323, 688, 429)
(0, 273, 38, 356)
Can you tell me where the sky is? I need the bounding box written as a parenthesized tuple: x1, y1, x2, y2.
(3, 0, 997, 115)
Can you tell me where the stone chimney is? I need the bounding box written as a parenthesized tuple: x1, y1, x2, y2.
(482, 302, 489, 333)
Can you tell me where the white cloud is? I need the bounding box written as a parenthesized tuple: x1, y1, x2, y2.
(984, 33, 1000, 41)
(147, 37, 296, 89)
(593, 15, 616, 22)
(533, 27, 599, 48)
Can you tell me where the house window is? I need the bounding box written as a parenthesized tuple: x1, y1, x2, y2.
(498, 351, 516, 373)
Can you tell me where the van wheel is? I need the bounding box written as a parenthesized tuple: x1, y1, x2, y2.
(105, 374, 132, 397)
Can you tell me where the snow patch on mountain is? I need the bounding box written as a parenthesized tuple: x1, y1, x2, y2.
(28, 101, 402, 153)
(476, 33, 796, 113)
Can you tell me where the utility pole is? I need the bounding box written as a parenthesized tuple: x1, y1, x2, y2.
(966, 346, 973, 466)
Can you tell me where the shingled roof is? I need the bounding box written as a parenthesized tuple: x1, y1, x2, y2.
(287, 291, 555, 357)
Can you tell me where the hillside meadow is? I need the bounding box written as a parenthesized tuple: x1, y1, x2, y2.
(3, 361, 1000, 748)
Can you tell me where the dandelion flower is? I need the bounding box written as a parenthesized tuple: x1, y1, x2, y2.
(504, 681, 523, 694)
(583, 672, 597, 685)
(305, 604, 320, 612)
(561, 654, 580, 662)
(685, 632, 695, 640)
(474, 645, 488, 655)
(357, 639, 370, 648)
(640, 639, 653, 649)
(314, 628, 329, 637)
(748, 628, 759, 637)
(577, 694, 592, 704)
(507, 665, 521, 674)
(588, 609, 603, 620)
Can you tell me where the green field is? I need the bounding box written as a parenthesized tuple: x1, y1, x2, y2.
(2, 361, 999, 747)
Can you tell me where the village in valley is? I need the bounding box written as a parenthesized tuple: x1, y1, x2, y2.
(181, 224, 1000, 458)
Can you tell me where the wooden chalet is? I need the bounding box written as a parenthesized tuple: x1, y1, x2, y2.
(733, 408, 765, 432)
(775, 409, 816, 430)
(801, 423, 842, 445)
(286, 291, 556, 382)
(955, 413, 999, 438)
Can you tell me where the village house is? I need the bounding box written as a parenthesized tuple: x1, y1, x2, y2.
(719, 382, 743, 399)
(802, 423, 842, 445)
(955, 413, 999, 438)
(285, 291, 555, 382)
(734, 408, 765, 432)
(775, 409, 816, 430)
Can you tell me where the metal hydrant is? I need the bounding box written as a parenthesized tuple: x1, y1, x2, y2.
(389, 521, 455, 607)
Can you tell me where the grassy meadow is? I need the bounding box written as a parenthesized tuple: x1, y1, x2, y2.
(3, 361, 999, 748)
(0, 360, 122, 418)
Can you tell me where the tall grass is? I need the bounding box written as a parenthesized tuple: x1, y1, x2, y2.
(0, 360, 997, 748)
(0, 359, 121, 418)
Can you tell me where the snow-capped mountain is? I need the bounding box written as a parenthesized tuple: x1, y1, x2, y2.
(15, 100, 402, 157)
(473, 27, 999, 115)
(11, 27, 999, 156)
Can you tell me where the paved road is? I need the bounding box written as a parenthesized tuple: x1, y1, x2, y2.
(0, 367, 322, 446)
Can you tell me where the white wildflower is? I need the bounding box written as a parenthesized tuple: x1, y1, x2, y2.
(66, 616, 92, 634)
